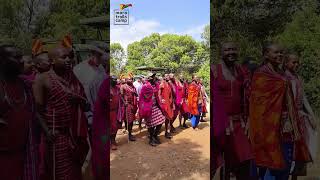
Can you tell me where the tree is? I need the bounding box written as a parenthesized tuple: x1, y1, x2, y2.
(197, 60, 210, 96)
(276, 1, 320, 112)
(126, 33, 207, 74)
(110, 43, 126, 76)
(211, 0, 307, 64)
(0, 0, 31, 52)
(210, 0, 320, 112)
(0, 0, 109, 53)
(201, 24, 210, 49)
(124, 30, 210, 94)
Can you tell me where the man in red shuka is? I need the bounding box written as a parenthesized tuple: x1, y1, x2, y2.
(33, 47, 89, 180)
(0, 45, 40, 180)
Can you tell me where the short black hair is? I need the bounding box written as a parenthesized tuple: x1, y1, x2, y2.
(285, 53, 299, 64)
(33, 51, 50, 63)
(220, 41, 237, 50)
(34, 51, 48, 57)
(262, 42, 274, 56)
(0, 44, 17, 58)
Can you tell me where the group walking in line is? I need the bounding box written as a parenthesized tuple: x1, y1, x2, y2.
(107, 72, 209, 149)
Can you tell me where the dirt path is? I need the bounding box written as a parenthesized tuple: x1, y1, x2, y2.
(301, 145, 320, 180)
(110, 117, 210, 180)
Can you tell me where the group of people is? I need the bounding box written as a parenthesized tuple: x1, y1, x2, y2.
(108, 72, 208, 149)
(0, 38, 210, 179)
(0, 41, 109, 180)
(212, 42, 318, 180)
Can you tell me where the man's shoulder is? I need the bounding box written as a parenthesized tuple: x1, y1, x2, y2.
(33, 72, 51, 90)
(35, 72, 49, 81)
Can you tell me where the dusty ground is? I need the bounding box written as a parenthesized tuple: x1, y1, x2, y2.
(300, 149, 320, 180)
(110, 117, 210, 180)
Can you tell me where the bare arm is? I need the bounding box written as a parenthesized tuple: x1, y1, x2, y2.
(120, 85, 126, 105)
(33, 74, 54, 141)
(0, 85, 7, 126)
(158, 84, 164, 103)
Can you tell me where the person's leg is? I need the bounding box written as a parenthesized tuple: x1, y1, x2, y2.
(165, 119, 172, 139)
(191, 115, 196, 129)
(179, 113, 183, 127)
(258, 167, 267, 180)
(219, 162, 231, 180)
(110, 134, 117, 150)
(220, 165, 225, 180)
(165, 119, 168, 133)
(138, 118, 143, 130)
(211, 170, 216, 180)
(117, 121, 123, 129)
(270, 142, 293, 180)
(124, 120, 127, 131)
(154, 124, 162, 144)
(192, 115, 200, 129)
(148, 127, 157, 146)
(197, 105, 203, 123)
(200, 113, 207, 122)
(110, 134, 115, 144)
(170, 120, 176, 133)
(292, 162, 307, 180)
(233, 160, 257, 180)
(183, 115, 188, 128)
(282, 142, 293, 180)
(128, 122, 136, 141)
(88, 125, 93, 146)
(193, 105, 202, 129)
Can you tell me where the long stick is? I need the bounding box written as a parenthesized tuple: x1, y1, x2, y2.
(126, 105, 129, 144)
(53, 109, 56, 180)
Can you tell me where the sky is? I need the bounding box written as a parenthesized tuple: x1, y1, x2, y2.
(110, 0, 210, 50)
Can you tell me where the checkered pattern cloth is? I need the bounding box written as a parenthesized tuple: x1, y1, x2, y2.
(146, 105, 165, 128)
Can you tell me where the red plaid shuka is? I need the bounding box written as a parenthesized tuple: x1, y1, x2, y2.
(121, 84, 138, 123)
(40, 70, 87, 180)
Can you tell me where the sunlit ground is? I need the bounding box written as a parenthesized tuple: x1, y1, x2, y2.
(110, 105, 210, 180)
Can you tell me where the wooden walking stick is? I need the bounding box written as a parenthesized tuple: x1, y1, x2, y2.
(126, 104, 130, 144)
(53, 109, 56, 180)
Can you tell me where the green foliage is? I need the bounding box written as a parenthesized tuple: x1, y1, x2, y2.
(123, 28, 210, 94)
(126, 33, 208, 74)
(276, 3, 320, 112)
(110, 43, 126, 76)
(197, 60, 210, 96)
(0, 0, 109, 53)
(211, 0, 320, 111)
(211, 0, 305, 64)
(201, 24, 210, 49)
(0, 0, 28, 51)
